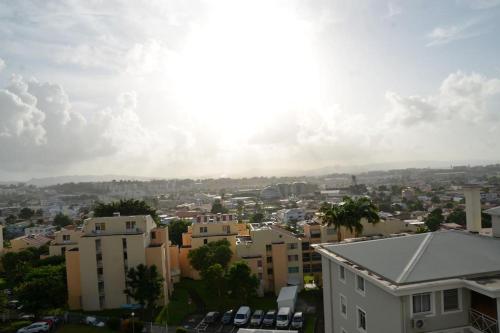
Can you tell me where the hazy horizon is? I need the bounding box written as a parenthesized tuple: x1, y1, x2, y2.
(1, 1, 500, 180)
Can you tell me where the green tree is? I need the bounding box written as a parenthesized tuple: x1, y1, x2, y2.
(53, 212, 72, 228)
(249, 212, 264, 224)
(5, 214, 16, 224)
(124, 264, 164, 320)
(202, 263, 225, 297)
(188, 239, 233, 273)
(210, 199, 228, 214)
(94, 199, 159, 222)
(319, 197, 380, 241)
(425, 208, 444, 231)
(431, 195, 441, 204)
(226, 261, 259, 303)
(446, 209, 466, 226)
(168, 219, 191, 246)
(236, 200, 245, 222)
(19, 208, 35, 220)
(15, 264, 67, 315)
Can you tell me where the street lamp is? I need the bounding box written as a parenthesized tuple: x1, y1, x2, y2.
(131, 312, 135, 333)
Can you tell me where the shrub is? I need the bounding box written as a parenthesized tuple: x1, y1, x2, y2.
(106, 317, 121, 331)
(121, 318, 144, 333)
(0, 320, 31, 333)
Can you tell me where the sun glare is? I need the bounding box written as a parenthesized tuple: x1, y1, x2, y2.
(172, 1, 321, 144)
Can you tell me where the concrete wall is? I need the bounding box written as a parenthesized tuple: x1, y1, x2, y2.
(66, 250, 82, 310)
(326, 260, 403, 333)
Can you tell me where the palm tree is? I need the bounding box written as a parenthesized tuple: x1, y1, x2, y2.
(319, 197, 380, 241)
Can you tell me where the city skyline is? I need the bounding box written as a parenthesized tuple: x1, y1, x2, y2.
(1, 0, 500, 180)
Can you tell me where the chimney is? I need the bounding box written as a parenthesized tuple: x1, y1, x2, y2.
(113, 212, 121, 217)
(463, 185, 481, 233)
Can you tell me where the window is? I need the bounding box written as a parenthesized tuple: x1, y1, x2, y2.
(312, 253, 321, 261)
(357, 307, 366, 332)
(312, 264, 322, 272)
(122, 238, 127, 249)
(442, 289, 461, 313)
(302, 253, 311, 261)
(222, 225, 230, 234)
(302, 241, 310, 250)
(257, 260, 262, 267)
(267, 268, 273, 275)
(412, 293, 432, 314)
(288, 266, 299, 274)
(287, 243, 298, 250)
(126, 221, 136, 230)
(303, 266, 311, 273)
(200, 226, 208, 233)
(63, 234, 70, 241)
(288, 255, 299, 261)
(340, 294, 347, 318)
(339, 266, 346, 282)
(266, 256, 273, 263)
(203, 239, 208, 244)
(327, 228, 336, 235)
(151, 231, 156, 239)
(266, 244, 272, 252)
(356, 275, 365, 294)
(95, 239, 102, 252)
(97, 267, 103, 275)
(96, 253, 102, 262)
(95, 223, 106, 231)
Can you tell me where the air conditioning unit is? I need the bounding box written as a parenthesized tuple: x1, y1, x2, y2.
(412, 318, 427, 329)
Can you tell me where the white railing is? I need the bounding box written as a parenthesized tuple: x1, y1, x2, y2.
(470, 308, 498, 333)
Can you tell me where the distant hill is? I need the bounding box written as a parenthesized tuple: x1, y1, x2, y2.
(26, 175, 158, 187)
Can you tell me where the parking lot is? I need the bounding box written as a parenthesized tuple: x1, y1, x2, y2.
(193, 317, 303, 333)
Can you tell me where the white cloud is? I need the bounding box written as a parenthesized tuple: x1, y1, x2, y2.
(385, 2, 402, 18)
(426, 19, 481, 46)
(386, 71, 500, 126)
(0, 57, 5, 72)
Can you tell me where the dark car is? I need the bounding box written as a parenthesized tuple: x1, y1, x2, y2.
(221, 309, 234, 325)
(204, 311, 221, 325)
(262, 310, 277, 327)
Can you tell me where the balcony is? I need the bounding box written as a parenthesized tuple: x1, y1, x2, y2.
(470, 309, 498, 333)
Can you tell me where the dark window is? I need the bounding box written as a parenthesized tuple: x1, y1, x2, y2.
(203, 239, 208, 244)
(312, 264, 322, 272)
(266, 244, 272, 251)
(151, 231, 156, 239)
(303, 266, 311, 273)
(267, 256, 273, 263)
(96, 253, 102, 261)
(443, 289, 460, 312)
(267, 268, 273, 275)
(301, 242, 310, 250)
(312, 253, 321, 261)
(122, 238, 127, 249)
(257, 260, 262, 267)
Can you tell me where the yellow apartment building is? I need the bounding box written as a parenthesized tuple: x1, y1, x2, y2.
(49, 226, 84, 256)
(8, 234, 52, 253)
(65, 215, 173, 311)
(236, 224, 303, 295)
(178, 213, 247, 279)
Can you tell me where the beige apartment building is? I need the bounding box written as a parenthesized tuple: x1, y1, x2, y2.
(236, 217, 419, 294)
(49, 226, 83, 256)
(178, 213, 247, 279)
(65, 215, 173, 311)
(236, 224, 303, 295)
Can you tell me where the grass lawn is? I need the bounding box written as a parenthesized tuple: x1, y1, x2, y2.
(179, 278, 276, 311)
(156, 278, 277, 326)
(56, 324, 115, 333)
(304, 314, 316, 333)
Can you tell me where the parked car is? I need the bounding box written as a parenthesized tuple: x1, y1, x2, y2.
(42, 316, 61, 326)
(290, 312, 304, 329)
(250, 310, 264, 327)
(84, 316, 105, 327)
(234, 306, 251, 327)
(276, 307, 292, 329)
(16, 322, 49, 333)
(221, 309, 234, 325)
(204, 311, 220, 325)
(19, 314, 35, 321)
(262, 310, 277, 327)
(39, 319, 53, 329)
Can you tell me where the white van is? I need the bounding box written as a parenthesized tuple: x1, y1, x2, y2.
(276, 307, 292, 329)
(234, 306, 251, 326)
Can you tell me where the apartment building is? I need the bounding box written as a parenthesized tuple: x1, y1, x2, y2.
(65, 215, 172, 311)
(315, 227, 500, 333)
(179, 213, 246, 279)
(236, 224, 303, 294)
(9, 234, 52, 252)
(276, 208, 305, 224)
(49, 226, 83, 256)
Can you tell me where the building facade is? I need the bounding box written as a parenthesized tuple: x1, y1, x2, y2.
(65, 215, 172, 311)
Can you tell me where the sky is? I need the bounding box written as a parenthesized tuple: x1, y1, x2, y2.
(1, 0, 500, 180)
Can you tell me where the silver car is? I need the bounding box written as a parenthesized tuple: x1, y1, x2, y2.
(17, 322, 49, 333)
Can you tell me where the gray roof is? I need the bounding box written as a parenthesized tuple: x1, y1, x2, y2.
(485, 206, 500, 216)
(323, 231, 500, 285)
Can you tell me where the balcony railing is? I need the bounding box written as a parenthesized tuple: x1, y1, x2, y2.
(470, 309, 498, 333)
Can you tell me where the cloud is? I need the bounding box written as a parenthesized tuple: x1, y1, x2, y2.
(385, 2, 402, 18)
(0, 57, 5, 72)
(426, 19, 481, 46)
(386, 71, 500, 126)
(0, 75, 157, 172)
(457, 0, 500, 9)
